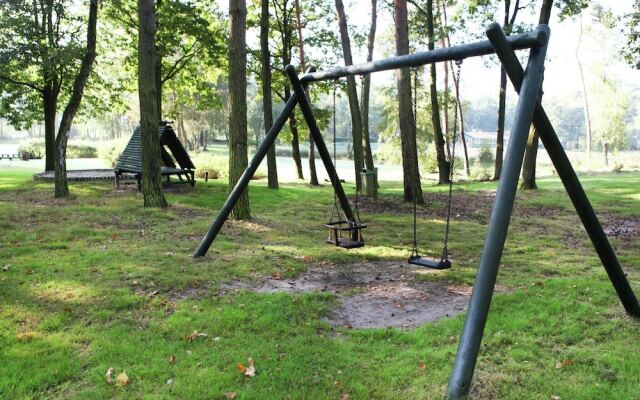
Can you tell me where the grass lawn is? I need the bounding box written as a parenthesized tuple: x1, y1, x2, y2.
(0, 170, 638, 399)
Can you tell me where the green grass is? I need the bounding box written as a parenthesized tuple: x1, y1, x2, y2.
(0, 169, 638, 399)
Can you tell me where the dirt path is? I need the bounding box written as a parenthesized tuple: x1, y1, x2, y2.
(221, 261, 475, 329)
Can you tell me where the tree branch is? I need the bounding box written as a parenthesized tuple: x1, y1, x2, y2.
(0, 74, 43, 92)
(161, 41, 202, 84)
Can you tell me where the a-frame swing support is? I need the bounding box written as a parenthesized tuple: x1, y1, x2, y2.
(194, 23, 639, 399)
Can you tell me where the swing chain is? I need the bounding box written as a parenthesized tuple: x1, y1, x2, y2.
(328, 79, 342, 224)
(441, 59, 463, 261)
(411, 67, 420, 257)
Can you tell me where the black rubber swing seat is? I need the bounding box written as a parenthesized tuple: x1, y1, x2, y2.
(407, 255, 452, 270)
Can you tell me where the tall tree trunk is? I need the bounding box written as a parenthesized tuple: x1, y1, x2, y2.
(576, 12, 592, 158)
(603, 142, 609, 166)
(426, 0, 448, 184)
(436, 0, 451, 161)
(294, 0, 319, 185)
(279, 14, 303, 181)
(260, 0, 278, 189)
(138, 0, 168, 208)
(439, 1, 469, 176)
(493, 68, 507, 180)
(395, 0, 423, 203)
(155, 0, 163, 120)
(284, 86, 304, 180)
(494, 0, 519, 181)
(521, 0, 552, 190)
(55, 0, 98, 198)
(361, 0, 377, 172)
(228, 0, 250, 219)
(42, 85, 57, 171)
(335, 0, 364, 190)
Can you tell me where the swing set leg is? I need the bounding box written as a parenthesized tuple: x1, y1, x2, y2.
(447, 25, 549, 400)
(285, 65, 355, 222)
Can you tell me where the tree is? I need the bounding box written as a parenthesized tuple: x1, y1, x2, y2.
(622, 0, 640, 69)
(575, 12, 592, 158)
(334, 0, 365, 190)
(395, 0, 424, 203)
(229, 0, 250, 219)
(138, 0, 168, 208)
(272, 0, 304, 180)
(106, 0, 226, 121)
(55, 0, 99, 197)
(520, 0, 588, 189)
(0, 1, 96, 171)
(494, 0, 523, 180)
(590, 72, 629, 165)
(361, 0, 377, 174)
(425, 0, 449, 184)
(261, 0, 279, 189)
(294, 0, 319, 185)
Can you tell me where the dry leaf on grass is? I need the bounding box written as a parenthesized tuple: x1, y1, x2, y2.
(105, 367, 114, 383)
(116, 371, 130, 386)
(168, 355, 176, 364)
(186, 330, 208, 342)
(340, 394, 350, 400)
(245, 358, 256, 377)
(16, 331, 36, 342)
(555, 359, 573, 369)
(237, 358, 256, 377)
(223, 392, 237, 399)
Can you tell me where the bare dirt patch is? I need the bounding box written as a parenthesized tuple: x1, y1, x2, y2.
(356, 193, 494, 223)
(221, 261, 478, 329)
(356, 192, 561, 224)
(602, 214, 640, 244)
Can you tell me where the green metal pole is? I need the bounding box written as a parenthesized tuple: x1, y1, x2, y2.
(486, 22, 640, 317)
(447, 24, 550, 399)
(285, 65, 355, 222)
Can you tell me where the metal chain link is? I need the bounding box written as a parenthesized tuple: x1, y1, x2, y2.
(329, 79, 342, 223)
(411, 67, 420, 257)
(441, 59, 463, 261)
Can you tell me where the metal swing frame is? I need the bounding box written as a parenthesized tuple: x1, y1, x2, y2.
(194, 23, 640, 399)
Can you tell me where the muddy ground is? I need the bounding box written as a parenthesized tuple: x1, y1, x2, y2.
(220, 261, 483, 329)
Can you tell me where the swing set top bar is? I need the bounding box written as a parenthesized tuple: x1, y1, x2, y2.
(300, 27, 548, 84)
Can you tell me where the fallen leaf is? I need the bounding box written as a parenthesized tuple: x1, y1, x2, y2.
(244, 358, 256, 377)
(236, 363, 247, 374)
(105, 367, 114, 383)
(418, 363, 426, 371)
(2, 265, 9, 272)
(16, 331, 36, 342)
(340, 394, 350, 400)
(186, 330, 208, 342)
(166, 378, 174, 385)
(556, 359, 573, 369)
(168, 355, 176, 364)
(111, 232, 118, 240)
(223, 392, 237, 399)
(116, 371, 129, 386)
(550, 396, 560, 400)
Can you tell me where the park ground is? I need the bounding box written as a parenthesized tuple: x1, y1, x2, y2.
(0, 169, 638, 399)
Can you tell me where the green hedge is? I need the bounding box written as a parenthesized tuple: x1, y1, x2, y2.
(17, 142, 98, 159)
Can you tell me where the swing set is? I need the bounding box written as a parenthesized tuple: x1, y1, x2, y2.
(193, 23, 639, 399)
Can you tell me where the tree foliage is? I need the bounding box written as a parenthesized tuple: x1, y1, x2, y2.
(622, 0, 640, 69)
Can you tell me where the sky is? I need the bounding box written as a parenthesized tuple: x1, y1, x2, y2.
(233, 0, 639, 105)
